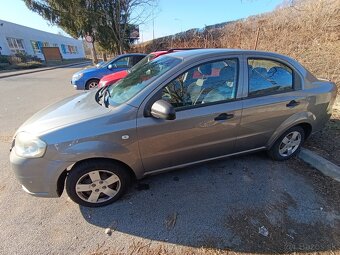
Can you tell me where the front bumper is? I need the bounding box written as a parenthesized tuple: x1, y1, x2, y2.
(10, 150, 72, 198)
(71, 78, 85, 90)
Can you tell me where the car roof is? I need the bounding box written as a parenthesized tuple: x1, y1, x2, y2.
(166, 48, 308, 75)
(118, 53, 147, 57)
(167, 48, 286, 60)
(150, 51, 168, 57)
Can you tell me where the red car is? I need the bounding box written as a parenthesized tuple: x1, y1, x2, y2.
(98, 49, 193, 88)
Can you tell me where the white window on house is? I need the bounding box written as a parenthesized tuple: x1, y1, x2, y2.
(31, 41, 41, 54)
(6, 37, 26, 54)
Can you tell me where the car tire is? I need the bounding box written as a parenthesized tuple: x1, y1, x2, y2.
(268, 126, 305, 161)
(85, 79, 99, 90)
(66, 160, 131, 207)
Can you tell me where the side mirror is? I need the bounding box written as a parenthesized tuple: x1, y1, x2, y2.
(151, 100, 176, 120)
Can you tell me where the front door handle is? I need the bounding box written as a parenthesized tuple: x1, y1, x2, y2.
(214, 113, 234, 121)
(286, 100, 300, 108)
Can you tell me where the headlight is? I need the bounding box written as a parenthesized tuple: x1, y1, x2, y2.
(72, 73, 83, 81)
(14, 132, 47, 158)
(98, 80, 105, 88)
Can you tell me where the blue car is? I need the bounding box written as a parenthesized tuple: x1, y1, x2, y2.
(71, 53, 146, 90)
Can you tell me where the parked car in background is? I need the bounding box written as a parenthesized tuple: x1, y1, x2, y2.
(98, 49, 196, 88)
(10, 49, 337, 207)
(71, 53, 146, 90)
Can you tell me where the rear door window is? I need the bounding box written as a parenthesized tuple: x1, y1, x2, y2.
(248, 59, 293, 97)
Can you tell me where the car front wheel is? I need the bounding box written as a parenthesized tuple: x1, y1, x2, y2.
(268, 126, 305, 161)
(85, 79, 99, 90)
(66, 160, 130, 207)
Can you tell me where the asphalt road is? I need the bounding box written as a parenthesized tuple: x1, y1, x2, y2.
(0, 66, 339, 255)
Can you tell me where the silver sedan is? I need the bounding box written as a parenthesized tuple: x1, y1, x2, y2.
(10, 49, 337, 207)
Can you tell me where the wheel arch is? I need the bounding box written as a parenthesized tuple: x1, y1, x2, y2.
(298, 122, 312, 139)
(267, 112, 314, 149)
(85, 78, 100, 90)
(57, 157, 137, 197)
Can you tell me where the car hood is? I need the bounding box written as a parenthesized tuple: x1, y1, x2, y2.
(101, 70, 128, 82)
(74, 66, 99, 76)
(16, 91, 110, 136)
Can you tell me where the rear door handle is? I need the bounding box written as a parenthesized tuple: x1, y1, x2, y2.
(286, 100, 300, 108)
(214, 113, 234, 121)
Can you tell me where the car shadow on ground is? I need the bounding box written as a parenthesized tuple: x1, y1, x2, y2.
(79, 152, 340, 253)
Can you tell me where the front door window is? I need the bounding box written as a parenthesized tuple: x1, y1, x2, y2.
(113, 57, 131, 68)
(161, 59, 239, 109)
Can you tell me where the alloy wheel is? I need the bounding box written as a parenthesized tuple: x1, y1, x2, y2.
(88, 81, 98, 89)
(278, 131, 302, 157)
(75, 170, 121, 204)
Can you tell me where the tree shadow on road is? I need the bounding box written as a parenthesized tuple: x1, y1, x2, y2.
(80, 153, 340, 254)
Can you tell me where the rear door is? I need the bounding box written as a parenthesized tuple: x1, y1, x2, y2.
(236, 55, 306, 152)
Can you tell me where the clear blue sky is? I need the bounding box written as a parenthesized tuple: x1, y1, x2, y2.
(0, 0, 283, 42)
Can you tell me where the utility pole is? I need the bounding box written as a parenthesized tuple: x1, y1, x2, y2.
(254, 26, 261, 50)
(152, 9, 155, 41)
(85, 34, 98, 64)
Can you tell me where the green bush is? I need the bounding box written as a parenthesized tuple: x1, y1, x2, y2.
(0, 55, 10, 64)
(15, 61, 44, 69)
(14, 52, 29, 63)
(0, 63, 10, 70)
(10, 53, 42, 64)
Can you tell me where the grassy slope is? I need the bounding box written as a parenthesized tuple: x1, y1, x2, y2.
(134, 0, 340, 163)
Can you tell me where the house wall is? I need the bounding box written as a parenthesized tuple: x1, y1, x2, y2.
(0, 19, 85, 60)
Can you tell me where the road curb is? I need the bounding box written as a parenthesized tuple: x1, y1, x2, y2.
(0, 61, 91, 79)
(298, 148, 340, 182)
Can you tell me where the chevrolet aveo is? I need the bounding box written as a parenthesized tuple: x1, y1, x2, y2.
(10, 49, 337, 207)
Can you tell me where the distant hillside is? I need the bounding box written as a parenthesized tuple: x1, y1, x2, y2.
(134, 0, 340, 90)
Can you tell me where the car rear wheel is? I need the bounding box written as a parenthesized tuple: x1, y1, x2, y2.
(85, 79, 99, 90)
(268, 126, 305, 161)
(66, 160, 130, 207)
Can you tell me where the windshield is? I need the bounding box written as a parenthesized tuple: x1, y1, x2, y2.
(101, 58, 116, 68)
(96, 61, 106, 68)
(128, 53, 156, 73)
(107, 56, 181, 106)
(100, 55, 126, 68)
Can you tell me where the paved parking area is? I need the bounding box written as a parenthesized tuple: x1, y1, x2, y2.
(0, 67, 339, 255)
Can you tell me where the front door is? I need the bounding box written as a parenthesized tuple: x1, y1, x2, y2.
(110, 56, 133, 72)
(136, 58, 244, 172)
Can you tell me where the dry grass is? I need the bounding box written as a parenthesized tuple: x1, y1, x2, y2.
(134, 0, 340, 89)
(133, 0, 340, 162)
